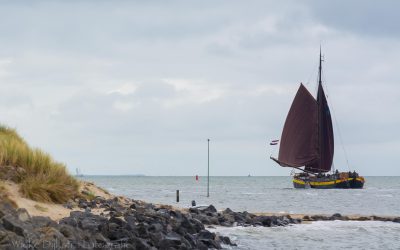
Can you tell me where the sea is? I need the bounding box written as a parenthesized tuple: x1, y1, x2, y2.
(81, 176, 400, 249)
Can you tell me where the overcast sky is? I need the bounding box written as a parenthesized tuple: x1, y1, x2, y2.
(1, 0, 399, 176)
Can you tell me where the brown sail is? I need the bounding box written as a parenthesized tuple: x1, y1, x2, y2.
(272, 84, 319, 168)
(305, 83, 334, 172)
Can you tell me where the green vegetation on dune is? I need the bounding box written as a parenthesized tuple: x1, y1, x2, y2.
(0, 125, 79, 203)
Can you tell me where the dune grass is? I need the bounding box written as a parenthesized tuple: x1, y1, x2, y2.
(0, 125, 79, 203)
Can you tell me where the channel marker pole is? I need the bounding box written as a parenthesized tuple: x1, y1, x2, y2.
(207, 138, 210, 197)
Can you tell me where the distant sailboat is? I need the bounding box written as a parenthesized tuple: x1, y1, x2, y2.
(75, 168, 84, 177)
(271, 49, 365, 189)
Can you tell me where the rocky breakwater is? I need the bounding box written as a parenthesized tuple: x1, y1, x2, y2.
(302, 213, 400, 223)
(0, 196, 302, 249)
(0, 198, 228, 249)
(62, 197, 237, 249)
(189, 205, 301, 228)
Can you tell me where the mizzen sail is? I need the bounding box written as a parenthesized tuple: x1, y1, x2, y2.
(305, 83, 334, 172)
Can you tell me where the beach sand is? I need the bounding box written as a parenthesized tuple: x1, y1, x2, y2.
(0, 180, 113, 221)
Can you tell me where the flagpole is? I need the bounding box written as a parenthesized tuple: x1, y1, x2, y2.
(207, 138, 210, 197)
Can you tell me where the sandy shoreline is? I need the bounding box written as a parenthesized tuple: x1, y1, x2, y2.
(0, 180, 115, 221)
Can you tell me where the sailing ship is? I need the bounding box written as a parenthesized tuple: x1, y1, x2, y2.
(75, 168, 84, 177)
(271, 50, 365, 189)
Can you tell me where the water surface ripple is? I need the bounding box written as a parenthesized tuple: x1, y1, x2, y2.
(82, 176, 400, 216)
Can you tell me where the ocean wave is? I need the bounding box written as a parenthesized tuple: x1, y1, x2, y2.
(212, 221, 400, 249)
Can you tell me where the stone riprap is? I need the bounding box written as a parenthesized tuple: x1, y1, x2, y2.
(2, 197, 399, 249)
(0, 195, 304, 250)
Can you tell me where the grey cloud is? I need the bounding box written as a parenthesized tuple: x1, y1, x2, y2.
(49, 86, 290, 175)
(133, 81, 176, 99)
(0, 0, 399, 175)
(306, 0, 400, 38)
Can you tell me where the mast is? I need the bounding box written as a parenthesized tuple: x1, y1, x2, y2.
(318, 47, 322, 171)
(318, 47, 322, 86)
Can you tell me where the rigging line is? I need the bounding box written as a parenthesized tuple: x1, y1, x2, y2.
(269, 142, 278, 157)
(305, 61, 319, 87)
(320, 68, 351, 172)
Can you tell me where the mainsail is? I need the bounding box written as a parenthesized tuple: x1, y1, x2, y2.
(272, 51, 334, 173)
(273, 84, 318, 168)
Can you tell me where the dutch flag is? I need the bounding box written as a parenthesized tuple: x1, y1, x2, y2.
(270, 139, 279, 146)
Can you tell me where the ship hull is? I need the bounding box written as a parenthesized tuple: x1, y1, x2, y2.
(293, 177, 365, 189)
